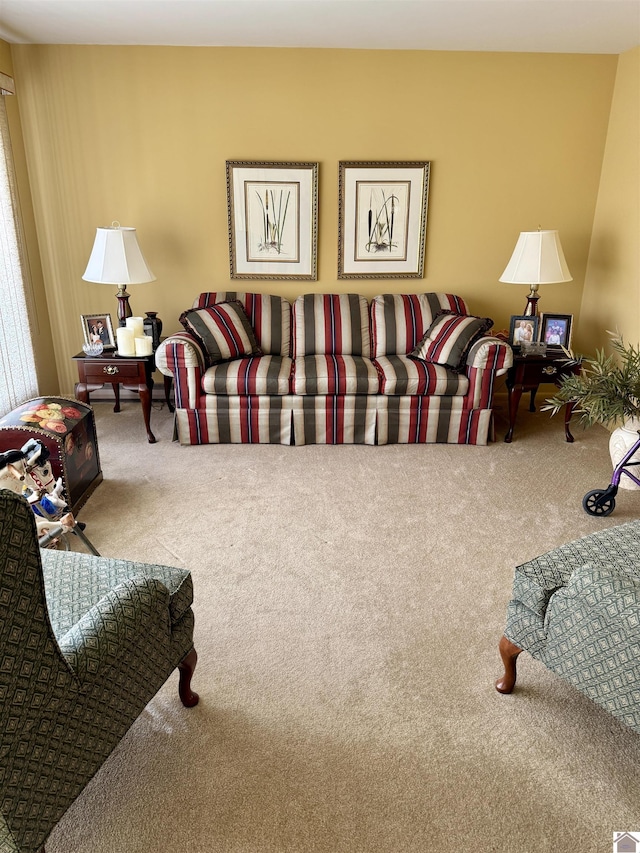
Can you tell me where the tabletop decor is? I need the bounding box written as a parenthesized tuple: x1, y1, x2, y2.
(540, 313, 573, 349)
(499, 229, 572, 316)
(82, 341, 104, 357)
(338, 161, 430, 279)
(82, 221, 156, 325)
(81, 313, 115, 350)
(144, 311, 163, 349)
(226, 161, 319, 280)
(508, 314, 539, 349)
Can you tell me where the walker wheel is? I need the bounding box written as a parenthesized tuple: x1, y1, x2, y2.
(582, 489, 616, 517)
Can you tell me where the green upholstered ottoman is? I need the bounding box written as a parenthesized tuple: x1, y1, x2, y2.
(496, 521, 640, 733)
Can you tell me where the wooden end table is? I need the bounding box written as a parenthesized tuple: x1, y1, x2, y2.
(504, 350, 580, 443)
(73, 350, 173, 444)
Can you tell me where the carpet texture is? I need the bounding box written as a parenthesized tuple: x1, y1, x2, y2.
(45, 397, 640, 853)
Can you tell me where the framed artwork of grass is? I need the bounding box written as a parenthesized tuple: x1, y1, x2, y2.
(338, 161, 430, 279)
(226, 161, 319, 280)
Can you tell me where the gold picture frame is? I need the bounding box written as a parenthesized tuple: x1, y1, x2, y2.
(338, 161, 430, 279)
(226, 160, 319, 280)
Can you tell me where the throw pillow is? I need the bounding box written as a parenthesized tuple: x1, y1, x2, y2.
(409, 311, 493, 372)
(179, 300, 262, 365)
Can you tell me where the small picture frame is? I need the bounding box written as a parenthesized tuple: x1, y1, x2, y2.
(81, 313, 115, 349)
(540, 313, 573, 349)
(509, 315, 539, 348)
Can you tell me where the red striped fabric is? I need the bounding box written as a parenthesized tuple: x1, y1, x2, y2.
(195, 291, 291, 356)
(410, 313, 493, 371)
(370, 293, 470, 358)
(376, 397, 493, 445)
(176, 396, 297, 445)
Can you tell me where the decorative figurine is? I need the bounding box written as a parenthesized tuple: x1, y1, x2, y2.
(0, 438, 99, 554)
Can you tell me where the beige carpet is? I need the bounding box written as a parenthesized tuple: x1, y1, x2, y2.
(46, 397, 640, 853)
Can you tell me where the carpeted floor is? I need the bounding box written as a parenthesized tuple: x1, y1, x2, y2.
(45, 396, 640, 853)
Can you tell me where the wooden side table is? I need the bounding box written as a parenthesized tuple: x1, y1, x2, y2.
(73, 351, 162, 443)
(504, 351, 580, 443)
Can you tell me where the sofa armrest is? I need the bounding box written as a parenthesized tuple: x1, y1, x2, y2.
(155, 332, 206, 409)
(57, 575, 171, 685)
(464, 337, 513, 409)
(465, 336, 513, 374)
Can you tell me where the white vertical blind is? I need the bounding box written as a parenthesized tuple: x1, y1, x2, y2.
(0, 92, 39, 417)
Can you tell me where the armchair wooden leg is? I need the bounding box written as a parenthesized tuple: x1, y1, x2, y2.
(495, 635, 523, 694)
(178, 647, 199, 707)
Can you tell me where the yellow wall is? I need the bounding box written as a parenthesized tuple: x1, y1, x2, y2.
(581, 46, 640, 352)
(0, 39, 57, 396)
(10, 45, 618, 395)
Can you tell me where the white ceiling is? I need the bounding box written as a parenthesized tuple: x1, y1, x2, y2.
(0, 0, 638, 54)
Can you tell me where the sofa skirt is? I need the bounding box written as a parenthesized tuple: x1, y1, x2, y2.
(376, 397, 493, 445)
(174, 396, 298, 445)
(173, 395, 493, 446)
(293, 395, 377, 445)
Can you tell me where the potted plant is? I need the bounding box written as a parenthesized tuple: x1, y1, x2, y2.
(544, 332, 640, 489)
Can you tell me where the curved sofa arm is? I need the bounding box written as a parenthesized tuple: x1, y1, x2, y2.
(464, 337, 513, 410)
(57, 575, 171, 685)
(466, 336, 513, 374)
(155, 332, 206, 410)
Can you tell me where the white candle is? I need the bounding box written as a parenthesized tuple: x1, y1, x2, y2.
(116, 327, 135, 356)
(126, 316, 145, 339)
(135, 335, 153, 356)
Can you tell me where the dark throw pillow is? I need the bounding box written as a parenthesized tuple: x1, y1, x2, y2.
(179, 300, 262, 366)
(409, 310, 493, 372)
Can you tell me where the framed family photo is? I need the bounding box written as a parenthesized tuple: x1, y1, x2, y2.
(226, 160, 319, 280)
(509, 315, 539, 348)
(541, 313, 573, 349)
(81, 313, 115, 349)
(338, 161, 430, 279)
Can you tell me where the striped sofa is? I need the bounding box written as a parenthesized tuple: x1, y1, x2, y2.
(156, 291, 512, 445)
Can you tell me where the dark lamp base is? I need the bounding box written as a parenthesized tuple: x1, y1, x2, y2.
(117, 292, 132, 327)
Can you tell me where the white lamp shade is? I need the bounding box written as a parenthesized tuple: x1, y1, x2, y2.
(499, 230, 572, 285)
(82, 226, 156, 284)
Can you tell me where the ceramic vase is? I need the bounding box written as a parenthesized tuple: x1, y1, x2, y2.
(143, 312, 163, 350)
(609, 418, 640, 490)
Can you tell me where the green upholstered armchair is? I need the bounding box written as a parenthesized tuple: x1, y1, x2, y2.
(0, 491, 199, 853)
(496, 520, 640, 733)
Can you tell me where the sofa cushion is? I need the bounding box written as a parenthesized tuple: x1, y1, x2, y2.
(202, 356, 293, 396)
(370, 293, 470, 358)
(195, 291, 291, 357)
(410, 311, 493, 372)
(293, 355, 379, 395)
(374, 355, 469, 396)
(180, 301, 262, 366)
(293, 293, 370, 357)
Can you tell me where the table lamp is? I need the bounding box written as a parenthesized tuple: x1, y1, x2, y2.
(82, 222, 156, 325)
(499, 229, 572, 316)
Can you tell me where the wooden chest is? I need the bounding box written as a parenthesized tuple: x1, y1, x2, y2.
(0, 396, 102, 514)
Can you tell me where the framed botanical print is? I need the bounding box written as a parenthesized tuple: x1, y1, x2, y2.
(338, 161, 430, 279)
(226, 160, 319, 280)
